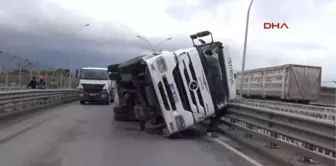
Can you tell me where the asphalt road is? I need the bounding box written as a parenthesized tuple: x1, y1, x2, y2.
(0, 102, 256, 166)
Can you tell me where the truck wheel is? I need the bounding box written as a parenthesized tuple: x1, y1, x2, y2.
(162, 128, 181, 139)
(105, 101, 110, 105)
(114, 114, 129, 121)
(162, 128, 171, 138)
(80, 100, 85, 105)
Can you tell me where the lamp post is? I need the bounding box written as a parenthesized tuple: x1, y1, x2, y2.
(69, 24, 90, 89)
(239, 0, 255, 97)
(154, 38, 172, 52)
(137, 35, 172, 53)
(19, 59, 30, 88)
(137, 35, 154, 52)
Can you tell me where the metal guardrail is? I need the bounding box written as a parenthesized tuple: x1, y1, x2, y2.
(224, 102, 336, 166)
(0, 86, 28, 91)
(0, 89, 79, 118)
(231, 99, 336, 121)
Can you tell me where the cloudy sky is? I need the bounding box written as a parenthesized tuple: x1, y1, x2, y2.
(0, 0, 335, 85)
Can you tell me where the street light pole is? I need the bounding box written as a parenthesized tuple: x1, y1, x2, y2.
(69, 23, 90, 89)
(137, 35, 154, 52)
(154, 38, 172, 52)
(19, 59, 30, 88)
(137, 35, 172, 53)
(240, 0, 255, 97)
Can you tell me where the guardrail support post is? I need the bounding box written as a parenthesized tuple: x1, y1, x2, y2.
(244, 123, 253, 138)
(265, 131, 280, 149)
(298, 143, 319, 164)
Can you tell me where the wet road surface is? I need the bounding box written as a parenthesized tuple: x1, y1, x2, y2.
(0, 102, 255, 166)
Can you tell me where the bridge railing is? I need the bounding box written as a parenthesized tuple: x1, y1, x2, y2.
(223, 101, 336, 166)
(0, 89, 79, 120)
(231, 99, 336, 121)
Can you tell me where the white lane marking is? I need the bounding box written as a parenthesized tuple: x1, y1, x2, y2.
(213, 138, 265, 166)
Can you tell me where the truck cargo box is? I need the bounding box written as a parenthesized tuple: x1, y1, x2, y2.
(235, 64, 322, 102)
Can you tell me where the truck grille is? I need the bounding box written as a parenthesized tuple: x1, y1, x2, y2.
(173, 64, 191, 112)
(82, 84, 104, 93)
(186, 53, 205, 114)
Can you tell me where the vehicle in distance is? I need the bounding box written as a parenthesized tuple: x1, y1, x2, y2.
(109, 30, 236, 137)
(76, 67, 113, 105)
(235, 64, 322, 103)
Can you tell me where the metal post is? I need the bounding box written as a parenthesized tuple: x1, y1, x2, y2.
(60, 73, 63, 88)
(19, 65, 22, 88)
(137, 35, 155, 52)
(240, 0, 255, 97)
(153, 38, 172, 52)
(69, 24, 90, 89)
(136, 36, 172, 53)
(46, 72, 48, 83)
(5, 72, 8, 88)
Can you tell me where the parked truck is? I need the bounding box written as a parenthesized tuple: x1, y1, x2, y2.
(235, 64, 322, 103)
(75, 67, 113, 105)
(108, 31, 236, 137)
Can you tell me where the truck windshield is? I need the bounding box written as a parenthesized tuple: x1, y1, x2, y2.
(80, 69, 108, 80)
(197, 43, 228, 111)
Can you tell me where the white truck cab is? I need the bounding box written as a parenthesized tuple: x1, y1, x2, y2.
(76, 67, 112, 105)
(142, 31, 236, 136)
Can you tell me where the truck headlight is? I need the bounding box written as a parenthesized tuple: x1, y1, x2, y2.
(101, 94, 107, 98)
(156, 56, 167, 73)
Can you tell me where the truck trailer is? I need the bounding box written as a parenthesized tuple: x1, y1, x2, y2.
(235, 64, 322, 103)
(108, 31, 236, 137)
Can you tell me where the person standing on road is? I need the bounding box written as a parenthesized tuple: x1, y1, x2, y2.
(27, 77, 37, 89)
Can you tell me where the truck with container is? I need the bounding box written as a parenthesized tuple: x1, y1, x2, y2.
(75, 67, 114, 105)
(108, 30, 236, 137)
(235, 64, 322, 103)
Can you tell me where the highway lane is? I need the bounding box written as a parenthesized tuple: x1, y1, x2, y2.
(0, 102, 256, 166)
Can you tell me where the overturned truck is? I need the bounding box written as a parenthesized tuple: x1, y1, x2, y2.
(108, 31, 236, 138)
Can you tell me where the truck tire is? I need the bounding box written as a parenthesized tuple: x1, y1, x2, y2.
(162, 128, 171, 138)
(80, 100, 85, 105)
(105, 101, 110, 105)
(113, 106, 128, 114)
(162, 128, 181, 139)
(114, 114, 129, 121)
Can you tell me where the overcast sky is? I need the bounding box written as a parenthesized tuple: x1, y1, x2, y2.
(0, 0, 335, 85)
